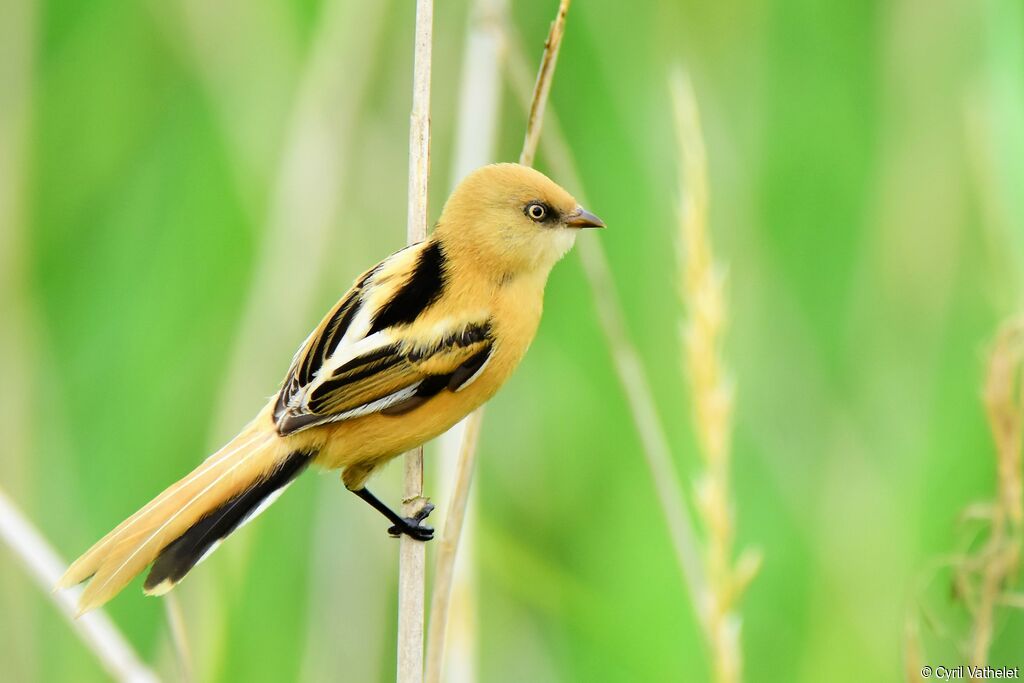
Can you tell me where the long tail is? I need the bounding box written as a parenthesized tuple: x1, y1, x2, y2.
(58, 413, 314, 614)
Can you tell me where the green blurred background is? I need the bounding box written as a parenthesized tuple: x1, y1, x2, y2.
(2, 0, 1023, 681)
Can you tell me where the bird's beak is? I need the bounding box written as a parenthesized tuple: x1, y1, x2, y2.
(565, 207, 605, 229)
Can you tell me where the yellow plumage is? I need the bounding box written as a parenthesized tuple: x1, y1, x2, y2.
(58, 163, 603, 613)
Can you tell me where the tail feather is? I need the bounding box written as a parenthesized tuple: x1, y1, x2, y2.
(58, 419, 305, 614)
(58, 430, 268, 588)
(143, 448, 314, 595)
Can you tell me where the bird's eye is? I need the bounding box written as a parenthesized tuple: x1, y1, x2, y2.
(526, 203, 548, 222)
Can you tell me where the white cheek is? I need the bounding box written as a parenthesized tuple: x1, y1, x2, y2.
(549, 228, 578, 261)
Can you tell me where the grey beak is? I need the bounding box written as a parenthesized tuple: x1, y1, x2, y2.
(565, 207, 605, 229)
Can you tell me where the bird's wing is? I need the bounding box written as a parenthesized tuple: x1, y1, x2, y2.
(272, 240, 493, 435)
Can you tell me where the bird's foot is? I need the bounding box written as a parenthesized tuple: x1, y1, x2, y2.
(387, 501, 435, 541)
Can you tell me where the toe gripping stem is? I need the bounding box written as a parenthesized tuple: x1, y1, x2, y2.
(352, 487, 434, 541)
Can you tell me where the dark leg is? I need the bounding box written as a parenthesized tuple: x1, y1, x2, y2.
(351, 487, 434, 541)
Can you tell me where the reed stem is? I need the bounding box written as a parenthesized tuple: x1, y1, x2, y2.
(424, 3, 572, 680)
(398, 1, 434, 681)
(503, 29, 708, 612)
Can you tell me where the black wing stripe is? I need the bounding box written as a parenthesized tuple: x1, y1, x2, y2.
(310, 355, 406, 408)
(308, 381, 403, 415)
(306, 322, 492, 416)
(379, 375, 450, 416)
(298, 262, 382, 387)
(368, 241, 446, 335)
(274, 377, 298, 424)
(331, 343, 402, 377)
(277, 412, 322, 435)
(408, 321, 492, 361)
(380, 341, 493, 416)
(447, 346, 492, 391)
(301, 300, 351, 385)
(323, 297, 361, 360)
(275, 266, 385, 425)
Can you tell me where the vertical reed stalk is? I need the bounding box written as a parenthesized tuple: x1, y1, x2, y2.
(502, 26, 708, 613)
(398, 1, 434, 681)
(671, 69, 760, 683)
(207, 0, 389, 440)
(0, 0, 43, 674)
(424, 0, 506, 680)
(164, 593, 193, 683)
(425, 3, 571, 680)
(183, 4, 390, 677)
(425, 409, 485, 683)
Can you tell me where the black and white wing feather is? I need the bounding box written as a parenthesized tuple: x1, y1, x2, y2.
(272, 241, 493, 435)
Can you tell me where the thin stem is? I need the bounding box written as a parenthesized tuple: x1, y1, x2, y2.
(424, 0, 506, 679)
(908, 317, 1024, 671)
(519, 0, 571, 167)
(424, 3, 573, 680)
(398, 1, 434, 682)
(175, 5, 390, 676)
(206, 0, 389, 438)
(424, 409, 484, 683)
(164, 593, 193, 683)
(504, 29, 708, 611)
(0, 0, 45, 672)
(0, 487, 158, 683)
(969, 316, 1024, 667)
(672, 68, 758, 683)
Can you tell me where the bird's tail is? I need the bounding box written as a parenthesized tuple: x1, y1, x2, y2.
(58, 411, 314, 614)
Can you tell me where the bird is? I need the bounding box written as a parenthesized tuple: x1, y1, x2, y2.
(57, 162, 604, 614)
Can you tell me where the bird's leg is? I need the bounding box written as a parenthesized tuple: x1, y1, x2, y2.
(351, 487, 434, 541)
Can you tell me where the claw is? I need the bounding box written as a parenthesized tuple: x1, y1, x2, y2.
(387, 502, 435, 541)
(387, 519, 434, 541)
(413, 502, 435, 522)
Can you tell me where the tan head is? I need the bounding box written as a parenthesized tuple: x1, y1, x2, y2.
(435, 163, 603, 277)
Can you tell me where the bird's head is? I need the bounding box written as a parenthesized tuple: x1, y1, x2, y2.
(435, 163, 603, 278)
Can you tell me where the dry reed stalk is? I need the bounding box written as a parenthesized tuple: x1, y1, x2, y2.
(207, 0, 390, 439)
(424, 3, 571, 680)
(164, 593, 193, 683)
(907, 316, 1024, 675)
(166, 5, 390, 677)
(0, 0, 44, 672)
(519, 0, 571, 167)
(671, 70, 760, 683)
(424, 0, 507, 680)
(502, 27, 708, 612)
(0, 487, 158, 683)
(964, 316, 1024, 667)
(904, 612, 926, 683)
(425, 409, 484, 683)
(398, 1, 434, 681)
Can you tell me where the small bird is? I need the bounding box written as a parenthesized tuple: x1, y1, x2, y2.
(58, 162, 603, 613)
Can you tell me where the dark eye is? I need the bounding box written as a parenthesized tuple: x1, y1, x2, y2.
(526, 202, 548, 222)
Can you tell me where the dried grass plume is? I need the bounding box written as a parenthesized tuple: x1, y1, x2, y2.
(671, 68, 761, 683)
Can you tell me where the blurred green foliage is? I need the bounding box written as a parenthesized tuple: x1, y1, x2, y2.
(1, 0, 1022, 681)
